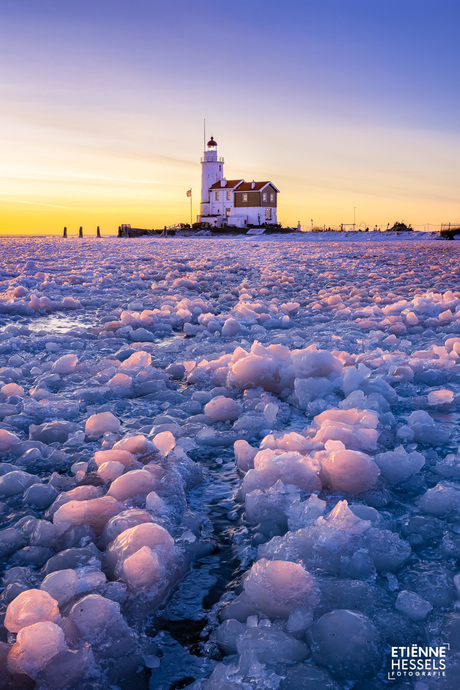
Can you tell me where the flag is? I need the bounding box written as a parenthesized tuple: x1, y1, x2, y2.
(186, 189, 192, 197)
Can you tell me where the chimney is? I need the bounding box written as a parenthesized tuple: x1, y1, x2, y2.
(220, 178, 226, 187)
(251, 180, 255, 189)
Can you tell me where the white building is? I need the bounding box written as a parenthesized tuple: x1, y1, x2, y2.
(199, 136, 279, 228)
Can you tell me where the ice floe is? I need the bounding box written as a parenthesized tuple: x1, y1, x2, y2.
(0, 236, 459, 688)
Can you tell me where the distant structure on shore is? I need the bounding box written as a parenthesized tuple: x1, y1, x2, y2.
(199, 136, 279, 229)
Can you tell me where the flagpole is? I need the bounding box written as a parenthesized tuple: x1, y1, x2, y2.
(190, 189, 192, 227)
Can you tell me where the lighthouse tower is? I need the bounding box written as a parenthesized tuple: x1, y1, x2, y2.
(200, 136, 224, 218)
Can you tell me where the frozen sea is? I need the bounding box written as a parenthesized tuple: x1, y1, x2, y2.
(0, 235, 459, 689)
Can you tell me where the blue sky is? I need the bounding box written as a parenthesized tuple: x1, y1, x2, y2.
(1, 0, 459, 232)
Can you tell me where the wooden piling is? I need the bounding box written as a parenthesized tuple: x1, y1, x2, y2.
(78, 227, 83, 238)
(63, 226, 67, 238)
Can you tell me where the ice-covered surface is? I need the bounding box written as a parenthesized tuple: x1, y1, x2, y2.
(0, 236, 459, 689)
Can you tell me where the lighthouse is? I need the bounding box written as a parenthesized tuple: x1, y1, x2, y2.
(198, 134, 279, 228)
(200, 137, 224, 218)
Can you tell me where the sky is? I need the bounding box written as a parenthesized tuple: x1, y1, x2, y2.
(0, 0, 459, 234)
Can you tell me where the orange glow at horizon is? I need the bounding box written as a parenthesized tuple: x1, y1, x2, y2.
(1, 2, 458, 235)
(2, 117, 459, 235)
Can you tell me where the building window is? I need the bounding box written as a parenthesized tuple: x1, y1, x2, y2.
(270, 193, 275, 202)
(226, 208, 231, 217)
(263, 193, 267, 202)
(243, 193, 248, 202)
(216, 191, 219, 201)
(226, 191, 230, 200)
(265, 208, 272, 220)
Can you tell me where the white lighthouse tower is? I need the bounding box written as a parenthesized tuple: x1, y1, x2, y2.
(200, 136, 224, 218)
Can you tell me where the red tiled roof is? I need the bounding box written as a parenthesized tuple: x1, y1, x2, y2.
(209, 179, 244, 190)
(234, 181, 267, 192)
(234, 181, 279, 193)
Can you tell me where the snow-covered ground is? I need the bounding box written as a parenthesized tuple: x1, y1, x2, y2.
(0, 236, 459, 690)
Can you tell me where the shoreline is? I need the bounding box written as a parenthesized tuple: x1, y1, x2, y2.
(0, 231, 449, 242)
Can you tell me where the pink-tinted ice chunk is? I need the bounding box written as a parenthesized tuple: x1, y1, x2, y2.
(5, 589, 60, 633)
(121, 545, 163, 588)
(1, 383, 25, 397)
(243, 558, 319, 618)
(204, 396, 242, 422)
(51, 354, 78, 375)
(427, 389, 454, 406)
(152, 430, 176, 457)
(121, 351, 151, 369)
(94, 449, 136, 467)
(85, 411, 121, 438)
(106, 522, 177, 580)
(53, 496, 124, 534)
(113, 434, 153, 455)
(321, 449, 380, 494)
(8, 621, 67, 678)
(0, 429, 20, 452)
(107, 469, 157, 501)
